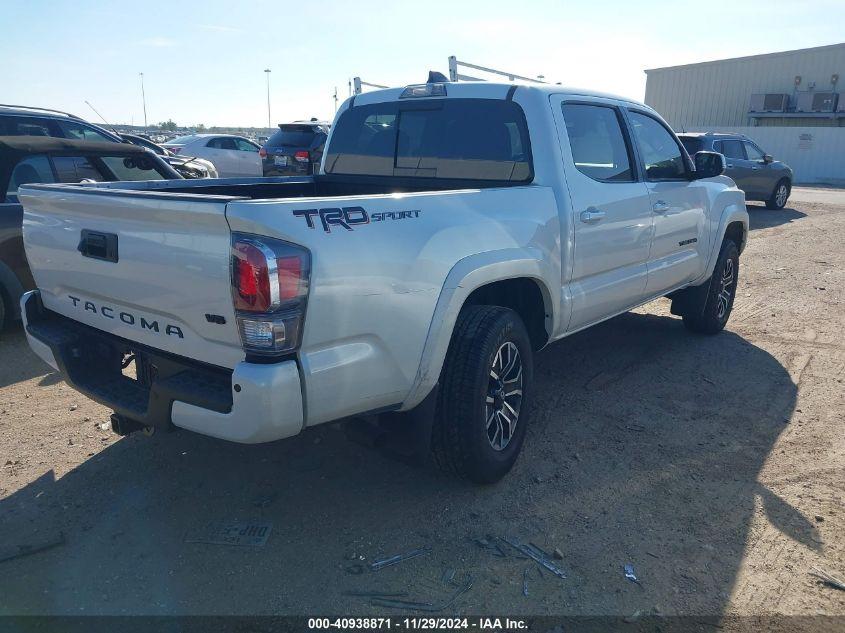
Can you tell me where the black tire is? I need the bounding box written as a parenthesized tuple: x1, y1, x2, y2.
(683, 239, 739, 335)
(765, 178, 791, 210)
(431, 305, 533, 483)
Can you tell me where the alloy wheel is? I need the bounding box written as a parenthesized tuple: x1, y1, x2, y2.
(485, 341, 523, 451)
(717, 258, 735, 320)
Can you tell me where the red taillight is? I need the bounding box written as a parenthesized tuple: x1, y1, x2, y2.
(231, 235, 310, 355)
(259, 147, 267, 158)
(233, 242, 272, 312)
(294, 150, 310, 163)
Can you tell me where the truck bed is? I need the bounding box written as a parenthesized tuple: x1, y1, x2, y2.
(78, 173, 525, 200)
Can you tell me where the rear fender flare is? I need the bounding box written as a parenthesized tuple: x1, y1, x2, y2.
(402, 248, 558, 410)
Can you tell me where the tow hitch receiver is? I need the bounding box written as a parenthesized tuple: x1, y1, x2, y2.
(110, 413, 153, 437)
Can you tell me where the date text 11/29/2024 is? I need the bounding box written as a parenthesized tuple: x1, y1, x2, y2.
(307, 618, 528, 630)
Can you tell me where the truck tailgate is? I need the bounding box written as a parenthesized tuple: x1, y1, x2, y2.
(20, 186, 244, 369)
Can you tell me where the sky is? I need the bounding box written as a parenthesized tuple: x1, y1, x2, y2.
(2, 0, 843, 129)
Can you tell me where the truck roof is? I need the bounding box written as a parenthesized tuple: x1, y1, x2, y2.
(350, 81, 649, 110)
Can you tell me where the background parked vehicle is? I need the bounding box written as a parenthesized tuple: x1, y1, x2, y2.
(260, 120, 330, 176)
(0, 136, 180, 330)
(162, 134, 261, 178)
(678, 132, 793, 209)
(120, 133, 218, 179)
(0, 104, 121, 142)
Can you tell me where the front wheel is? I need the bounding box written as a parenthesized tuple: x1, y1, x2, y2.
(431, 305, 533, 483)
(765, 178, 791, 210)
(683, 239, 739, 335)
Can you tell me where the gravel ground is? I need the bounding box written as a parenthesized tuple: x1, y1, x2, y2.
(0, 188, 843, 627)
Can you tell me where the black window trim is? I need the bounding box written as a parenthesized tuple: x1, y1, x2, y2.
(560, 99, 639, 184)
(3, 154, 59, 202)
(624, 108, 692, 182)
(324, 97, 535, 184)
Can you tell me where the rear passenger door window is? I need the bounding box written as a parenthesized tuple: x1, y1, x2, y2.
(627, 111, 687, 181)
(561, 104, 633, 182)
(720, 140, 745, 161)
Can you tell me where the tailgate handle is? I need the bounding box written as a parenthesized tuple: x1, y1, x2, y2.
(78, 230, 118, 263)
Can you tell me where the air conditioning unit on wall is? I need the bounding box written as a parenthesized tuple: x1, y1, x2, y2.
(749, 93, 789, 112)
(795, 91, 838, 112)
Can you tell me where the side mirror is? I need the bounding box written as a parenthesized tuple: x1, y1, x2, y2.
(692, 151, 725, 179)
(763, 154, 774, 164)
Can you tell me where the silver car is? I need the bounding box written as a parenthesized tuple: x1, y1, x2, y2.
(679, 132, 793, 209)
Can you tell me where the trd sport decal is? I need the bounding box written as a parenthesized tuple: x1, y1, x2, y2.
(293, 206, 421, 233)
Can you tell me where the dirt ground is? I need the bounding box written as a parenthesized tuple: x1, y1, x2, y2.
(0, 187, 843, 627)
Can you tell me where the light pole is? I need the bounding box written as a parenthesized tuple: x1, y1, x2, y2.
(264, 69, 271, 130)
(139, 73, 148, 131)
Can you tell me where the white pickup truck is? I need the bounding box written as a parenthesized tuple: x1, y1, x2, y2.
(19, 79, 748, 483)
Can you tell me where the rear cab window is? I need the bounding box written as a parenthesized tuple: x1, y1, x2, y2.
(324, 99, 532, 182)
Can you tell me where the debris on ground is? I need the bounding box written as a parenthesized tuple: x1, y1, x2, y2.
(441, 568, 456, 584)
(501, 537, 566, 579)
(553, 548, 564, 560)
(809, 567, 845, 591)
(370, 575, 474, 612)
(184, 520, 272, 547)
(522, 568, 530, 596)
(624, 563, 642, 586)
(0, 532, 64, 563)
(369, 546, 431, 571)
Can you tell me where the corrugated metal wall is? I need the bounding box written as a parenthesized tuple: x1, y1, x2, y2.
(689, 127, 845, 185)
(645, 44, 845, 129)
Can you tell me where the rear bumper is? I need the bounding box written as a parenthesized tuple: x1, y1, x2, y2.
(21, 290, 304, 444)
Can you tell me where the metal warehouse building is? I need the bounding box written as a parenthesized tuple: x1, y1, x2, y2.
(644, 42, 845, 184)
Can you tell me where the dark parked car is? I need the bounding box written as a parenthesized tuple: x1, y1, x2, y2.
(0, 104, 121, 142)
(0, 136, 180, 329)
(260, 120, 329, 176)
(678, 132, 793, 209)
(120, 133, 218, 178)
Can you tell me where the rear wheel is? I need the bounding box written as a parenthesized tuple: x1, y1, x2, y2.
(765, 178, 791, 210)
(683, 239, 739, 334)
(432, 305, 533, 483)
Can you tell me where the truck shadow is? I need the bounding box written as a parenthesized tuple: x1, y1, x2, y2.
(0, 325, 60, 389)
(0, 310, 801, 619)
(746, 204, 806, 230)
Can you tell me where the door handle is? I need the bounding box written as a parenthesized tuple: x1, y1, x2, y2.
(652, 200, 670, 214)
(751, 166, 759, 170)
(580, 208, 606, 224)
(726, 163, 734, 168)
